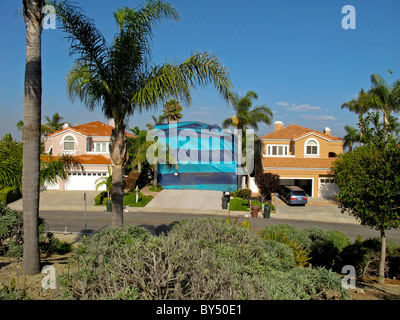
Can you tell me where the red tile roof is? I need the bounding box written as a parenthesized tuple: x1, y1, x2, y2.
(47, 121, 135, 138)
(73, 154, 111, 165)
(262, 157, 337, 169)
(41, 154, 111, 165)
(258, 124, 342, 141)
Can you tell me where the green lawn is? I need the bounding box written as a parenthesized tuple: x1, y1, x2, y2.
(229, 197, 275, 212)
(123, 192, 153, 207)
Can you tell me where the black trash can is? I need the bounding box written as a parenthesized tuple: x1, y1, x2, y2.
(222, 191, 230, 209)
(222, 197, 229, 209)
(106, 199, 112, 212)
(263, 204, 271, 219)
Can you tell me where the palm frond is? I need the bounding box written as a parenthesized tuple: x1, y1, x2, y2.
(66, 61, 108, 111)
(52, 0, 109, 79)
(222, 117, 234, 129)
(40, 154, 83, 186)
(133, 51, 233, 109)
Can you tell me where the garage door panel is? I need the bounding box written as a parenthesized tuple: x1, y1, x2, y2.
(65, 173, 107, 191)
(319, 178, 339, 199)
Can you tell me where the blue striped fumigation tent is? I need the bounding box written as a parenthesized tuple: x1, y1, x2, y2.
(153, 121, 238, 192)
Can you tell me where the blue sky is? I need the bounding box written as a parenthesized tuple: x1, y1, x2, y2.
(1, 0, 399, 141)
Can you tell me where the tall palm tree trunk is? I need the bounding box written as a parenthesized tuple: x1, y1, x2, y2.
(109, 126, 128, 228)
(236, 126, 243, 189)
(111, 164, 124, 227)
(22, 0, 43, 275)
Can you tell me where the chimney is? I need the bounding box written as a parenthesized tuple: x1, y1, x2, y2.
(62, 123, 69, 129)
(109, 119, 115, 128)
(324, 127, 331, 135)
(274, 121, 284, 132)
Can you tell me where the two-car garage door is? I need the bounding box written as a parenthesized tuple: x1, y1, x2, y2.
(65, 172, 108, 191)
(46, 172, 108, 191)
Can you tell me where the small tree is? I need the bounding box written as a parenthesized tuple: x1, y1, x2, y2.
(254, 173, 280, 202)
(333, 112, 400, 284)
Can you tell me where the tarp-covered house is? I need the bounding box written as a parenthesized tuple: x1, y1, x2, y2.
(153, 121, 238, 192)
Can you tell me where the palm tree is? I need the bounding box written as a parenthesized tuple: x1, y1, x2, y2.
(21, 0, 44, 275)
(54, 0, 233, 227)
(343, 125, 361, 152)
(40, 154, 83, 188)
(341, 88, 371, 145)
(222, 90, 273, 188)
(42, 112, 66, 133)
(95, 165, 112, 198)
(163, 99, 183, 123)
(368, 72, 400, 132)
(146, 115, 166, 130)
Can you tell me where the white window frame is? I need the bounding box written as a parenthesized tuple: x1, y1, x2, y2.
(61, 135, 77, 153)
(304, 138, 319, 156)
(94, 142, 109, 153)
(266, 144, 289, 157)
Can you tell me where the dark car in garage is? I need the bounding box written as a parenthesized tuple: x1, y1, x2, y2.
(278, 185, 308, 205)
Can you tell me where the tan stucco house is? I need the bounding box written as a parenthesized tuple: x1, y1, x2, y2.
(43, 120, 135, 191)
(254, 121, 344, 198)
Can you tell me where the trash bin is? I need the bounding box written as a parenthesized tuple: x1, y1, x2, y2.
(251, 206, 259, 218)
(222, 191, 230, 209)
(106, 199, 112, 212)
(222, 197, 229, 209)
(263, 204, 271, 219)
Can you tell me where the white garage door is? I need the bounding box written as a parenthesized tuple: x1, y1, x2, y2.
(65, 172, 108, 191)
(319, 178, 339, 199)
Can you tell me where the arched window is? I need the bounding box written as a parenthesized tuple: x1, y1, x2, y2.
(63, 136, 75, 151)
(305, 139, 319, 155)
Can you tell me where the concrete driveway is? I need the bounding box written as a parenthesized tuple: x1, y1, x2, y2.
(143, 189, 227, 215)
(8, 190, 100, 212)
(271, 195, 359, 224)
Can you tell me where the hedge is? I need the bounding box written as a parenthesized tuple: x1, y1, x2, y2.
(0, 187, 21, 204)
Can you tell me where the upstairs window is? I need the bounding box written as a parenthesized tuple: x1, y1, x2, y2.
(95, 142, 109, 153)
(306, 139, 318, 155)
(267, 145, 289, 156)
(63, 136, 75, 151)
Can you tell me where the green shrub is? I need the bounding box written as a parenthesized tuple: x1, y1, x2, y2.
(94, 191, 107, 205)
(299, 227, 351, 269)
(336, 237, 400, 278)
(0, 202, 67, 257)
(260, 224, 310, 248)
(261, 225, 352, 269)
(61, 218, 348, 300)
(0, 187, 22, 204)
(236, 188, 252, 199)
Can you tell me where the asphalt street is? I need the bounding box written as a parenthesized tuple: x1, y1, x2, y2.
(39, 209, 400, 243)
